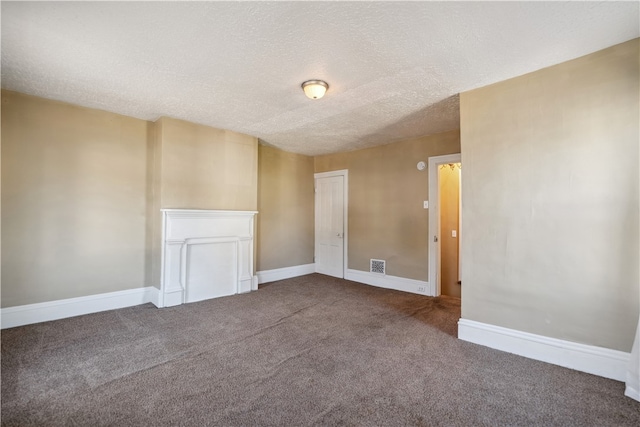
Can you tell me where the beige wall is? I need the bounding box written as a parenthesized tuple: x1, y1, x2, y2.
(1, 90, 149, 307)
(439, 164, 460, 298)
(257, 144, 314, 271)
(460, 39, 639, 351)
(147, 119, 163, 288)
(315, 131, 460, 280)
(1, 92, 260, 305)
(156, 117, 257, 211)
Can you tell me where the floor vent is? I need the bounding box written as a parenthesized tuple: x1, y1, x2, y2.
(370, 259, 386, 275)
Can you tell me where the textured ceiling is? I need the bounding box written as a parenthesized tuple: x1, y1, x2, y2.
(2, 2, 638, 156)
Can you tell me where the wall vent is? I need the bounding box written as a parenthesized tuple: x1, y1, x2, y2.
(370, 259, 386, 275)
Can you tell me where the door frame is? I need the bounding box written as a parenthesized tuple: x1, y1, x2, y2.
(428, 153, 461, 296)
(314, 169, 349, 278)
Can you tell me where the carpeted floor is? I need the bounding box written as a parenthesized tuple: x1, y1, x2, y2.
(2, 274, 639, 426)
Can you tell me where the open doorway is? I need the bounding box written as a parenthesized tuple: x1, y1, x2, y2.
(438, 162, 461, 297)
(428, 154, 462, 297)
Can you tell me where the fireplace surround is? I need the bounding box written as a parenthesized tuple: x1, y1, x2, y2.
(159, 209, 258, 307)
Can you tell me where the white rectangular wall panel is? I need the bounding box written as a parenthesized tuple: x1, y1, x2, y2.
(159, 209, 258, 308)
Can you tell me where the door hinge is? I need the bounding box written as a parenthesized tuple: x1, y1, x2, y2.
(434, 235, 438, 243)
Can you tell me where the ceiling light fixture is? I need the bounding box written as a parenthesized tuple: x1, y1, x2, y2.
(301, 80, 329, 99)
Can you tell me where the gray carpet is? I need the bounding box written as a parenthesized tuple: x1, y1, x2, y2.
(2, 274, 638, 426)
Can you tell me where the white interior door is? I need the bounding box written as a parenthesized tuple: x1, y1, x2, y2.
(315, 174, 345, 278)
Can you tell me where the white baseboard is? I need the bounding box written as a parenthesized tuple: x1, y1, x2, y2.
(257, 263, 316, 284)
(148, 286, 160, 307)
(1, 287, 159, 329)
(625, 386, 640, 402)
(345, 269, 429, 296)
(458, 318, 631, 382)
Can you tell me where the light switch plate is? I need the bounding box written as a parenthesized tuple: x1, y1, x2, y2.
(452, 230, 457, 237)
(423, 201, 429, 209)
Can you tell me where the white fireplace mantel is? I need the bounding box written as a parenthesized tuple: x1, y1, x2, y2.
(159, 209, 258, 308)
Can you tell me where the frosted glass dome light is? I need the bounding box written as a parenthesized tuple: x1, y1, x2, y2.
(301, 80, 329, 99)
